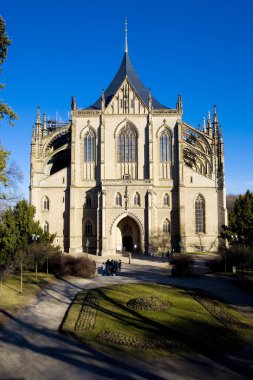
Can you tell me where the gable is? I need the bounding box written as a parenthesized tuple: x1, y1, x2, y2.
(105, 78, 148, 115)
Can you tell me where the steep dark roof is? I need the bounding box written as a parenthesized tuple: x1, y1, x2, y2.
(87, 52, 168, 110)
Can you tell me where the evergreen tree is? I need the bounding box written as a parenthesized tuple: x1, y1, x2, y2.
(228, 190, 253, 245)
(0, 200, 42, 265)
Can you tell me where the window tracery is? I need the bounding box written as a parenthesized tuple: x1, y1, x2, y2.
(163, 219, 170, 233)
(43, 197, 49, 210)
(84, 129, 95, 162)
(195, 194, 205, 233)
(118, 125, 137, 162)
(160, 129, 171, 162)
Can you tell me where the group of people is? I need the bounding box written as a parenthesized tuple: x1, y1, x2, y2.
(100, 259, 122, 276)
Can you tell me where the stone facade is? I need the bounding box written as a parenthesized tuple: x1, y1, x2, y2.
(30, 46, 227, 255)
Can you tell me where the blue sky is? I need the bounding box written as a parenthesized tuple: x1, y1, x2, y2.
(1, 0, 253, 197)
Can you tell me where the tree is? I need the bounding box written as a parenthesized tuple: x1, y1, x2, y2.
(0, 16, 17, 125)
(0, 16, 20, 208)
(229, 190, 253, 246)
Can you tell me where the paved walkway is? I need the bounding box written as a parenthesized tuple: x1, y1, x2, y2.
(0, 256, 253, 379)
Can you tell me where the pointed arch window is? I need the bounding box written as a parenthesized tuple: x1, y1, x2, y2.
(43, 221, 49, 233)
(134, 192, 140, 206)
(195, 194, 205, 233)
(84, 130, 95, 162)
(43, 196, 49, 210)
(160, 129, 171, 162)
(85, 220, 92, 235)
(115, 193, 122, 206)
(163, 219, 170, 233)
(163, 193, 169, 206)
(118, 125, 137, 162)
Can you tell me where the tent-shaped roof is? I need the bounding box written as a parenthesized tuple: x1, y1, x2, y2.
(87, 52, 168, 110)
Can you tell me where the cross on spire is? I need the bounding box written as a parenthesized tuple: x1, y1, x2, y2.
(125, 17, 128, 53)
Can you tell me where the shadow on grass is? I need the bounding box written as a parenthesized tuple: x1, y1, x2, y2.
(0, 307, 166, 380)
(62, 284, 251, 359)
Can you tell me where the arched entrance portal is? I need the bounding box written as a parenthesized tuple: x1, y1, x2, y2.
(122, 235, 133, 251)
(116, 216, 140, 253)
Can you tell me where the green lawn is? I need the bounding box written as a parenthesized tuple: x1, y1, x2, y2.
(0, 272, 56, 326)
(61, 283, 253, 358)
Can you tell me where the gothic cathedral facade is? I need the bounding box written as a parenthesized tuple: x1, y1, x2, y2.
(30, 41, 227, 255)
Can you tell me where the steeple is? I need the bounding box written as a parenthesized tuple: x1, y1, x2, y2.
(87, 20, 168, 111)
(125, 17, 128, 53)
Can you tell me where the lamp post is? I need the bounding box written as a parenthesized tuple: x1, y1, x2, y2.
(32, 234, 40, 281)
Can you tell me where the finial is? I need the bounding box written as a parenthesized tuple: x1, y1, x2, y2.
(213, 104, 218, 123)
(71, 96, 77, 111)
(101, 88, 105, 112)
(124, 17, 128, 53)
(202, 117, 206, 133)
(176, 94, 183, 112)
(148, 89, 152, 111)
(36, 105, 41, 124)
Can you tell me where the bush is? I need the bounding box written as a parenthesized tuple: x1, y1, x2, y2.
(171, 254, 194, 276)
(208, 255, 224, 273)
(48, 254, 96, 277)
(221, 245, 253, 271)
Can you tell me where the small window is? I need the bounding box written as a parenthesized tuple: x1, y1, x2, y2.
(163, 219, 170, 233)
(85, 220, 92, 235)
(163, 194, 169, 206)
(44, 221, 49, 233)
(134, 192, 140, 206)
(43, 197, 49, 210)
(115, 193, 122, 206)
(62, 197, 65, 203)
(86, 194, 92, 207)
(62, 177, 65, 184)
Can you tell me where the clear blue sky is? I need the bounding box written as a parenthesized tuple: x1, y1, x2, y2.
(1, 0, 253, 197)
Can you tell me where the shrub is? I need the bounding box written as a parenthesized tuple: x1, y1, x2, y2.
(48, 254, 96, 277)
(221, 245, 253, 271)
(208, 255, 224, 272)
(171, 254, 194, 276)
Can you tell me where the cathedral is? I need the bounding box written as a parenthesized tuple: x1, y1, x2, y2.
(30, 23, 227, 255)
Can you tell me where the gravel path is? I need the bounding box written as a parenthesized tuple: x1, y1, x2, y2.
(0, 257, 253, 380)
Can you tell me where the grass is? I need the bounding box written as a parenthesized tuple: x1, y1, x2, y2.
(0, 271, 56, 326)
(61, 283, 253, 358)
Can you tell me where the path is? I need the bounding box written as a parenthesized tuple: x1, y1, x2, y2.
(0, 257, 253, 379)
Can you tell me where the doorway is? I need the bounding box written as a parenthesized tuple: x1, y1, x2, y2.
(122, 235, 133, 251)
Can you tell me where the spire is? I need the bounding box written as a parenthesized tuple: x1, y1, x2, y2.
(124, 17, 128, 53)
